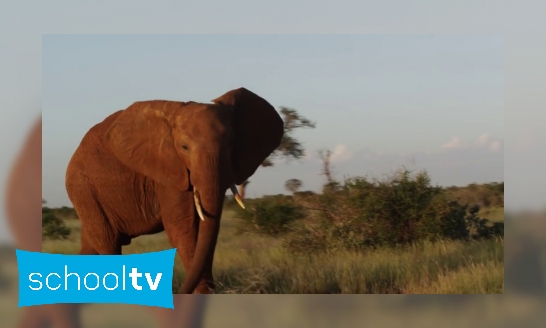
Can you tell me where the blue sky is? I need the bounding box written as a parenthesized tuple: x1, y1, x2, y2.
(42, 34, 504, 207)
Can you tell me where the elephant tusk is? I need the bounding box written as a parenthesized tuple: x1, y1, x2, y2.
(193, 190, 205, 221)
(230, 184, 245, 209)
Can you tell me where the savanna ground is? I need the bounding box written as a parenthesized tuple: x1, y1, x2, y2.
(7, 177, 546, 328)
(2, 215, 543, 328)
(39, 171, 504, 295)
(41, 208, 503, 294)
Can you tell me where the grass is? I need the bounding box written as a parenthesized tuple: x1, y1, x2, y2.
(42, 208, 504, 294)
(3, 208, 528, 327)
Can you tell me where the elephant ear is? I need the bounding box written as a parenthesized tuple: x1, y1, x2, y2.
(104, 101, 189, 190)
(212, 88, 284, 185)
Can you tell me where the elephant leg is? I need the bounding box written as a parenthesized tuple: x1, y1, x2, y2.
(158, 190, 212, 293)
(194, 249, 215, 294)
(79, 233, 99, 255)
(71, 194, 122, 255)
(81, 226, 122, 255)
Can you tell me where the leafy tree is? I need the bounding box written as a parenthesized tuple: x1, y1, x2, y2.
(238, 107, 316, 198)
(42, 199, 71, 240)
(285, 179, 303, 193)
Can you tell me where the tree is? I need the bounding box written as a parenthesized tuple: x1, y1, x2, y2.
(41, 198, 71, 239)
(318, 148, 340, 193)
(238, 107, 316, 198)
(285, 179, 303, 193)
(318, 149, 333, 184)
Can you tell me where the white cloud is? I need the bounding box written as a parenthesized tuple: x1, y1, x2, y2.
(441, 134, 504, 153)
(476, 133, 491, 147)
(475, 133, 504, 153)
(329, 144, 353, 163)
(441, 137, 467, 149)
(488, 140, 502, 152)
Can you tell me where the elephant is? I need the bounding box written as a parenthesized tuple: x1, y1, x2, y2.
(64, 87, 284, 294)
(7, 118, 210, 327)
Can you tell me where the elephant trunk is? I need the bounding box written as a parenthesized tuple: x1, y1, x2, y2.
(179, 155, 227, 294)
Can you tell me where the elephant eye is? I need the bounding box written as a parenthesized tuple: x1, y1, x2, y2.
(181, 145, 189, 151)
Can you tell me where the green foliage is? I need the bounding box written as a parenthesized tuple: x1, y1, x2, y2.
(42, 210, 71, 240)
(55, 206, 79, 219)
(42, 202, 78, 220)
(41, 200, 506, 295)
(234, 195, 305, 236)
(322, 181, 342, 194)
(293, 190, 316, 198)
(262, 107, 316, 167)
(465, 205, 505, 239)
(444, 181, 504, 208)
(284, 169, 503, 254)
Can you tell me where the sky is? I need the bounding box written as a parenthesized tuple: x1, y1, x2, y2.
(1, 1, 544, 244)
(42, 34, 504, 207)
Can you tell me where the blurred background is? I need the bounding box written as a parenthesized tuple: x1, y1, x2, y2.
(1, 1, 545, 327)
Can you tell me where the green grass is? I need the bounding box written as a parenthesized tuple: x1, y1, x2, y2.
(41, 209, 504, 294)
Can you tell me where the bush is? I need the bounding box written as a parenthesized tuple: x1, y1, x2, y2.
(465, 204, 504, 239)
(55, 206, 79, 220)
(444, 181, 504, 209)
(234, 195, 305, 236)
(42, 212, 71, 240)
(284, 169, 502, 254)
(293, 190, 316, 198)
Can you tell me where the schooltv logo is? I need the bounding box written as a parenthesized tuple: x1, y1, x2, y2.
(16, 249, 177, 308)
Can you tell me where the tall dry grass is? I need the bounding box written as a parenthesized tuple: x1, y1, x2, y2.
(42, 209, 503, 294)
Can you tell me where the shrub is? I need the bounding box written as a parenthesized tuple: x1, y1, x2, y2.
(42, 212, 71, 240)
(54, 206, 79, 220)
(285, 169, 502, 254)
(444, 181, 504, 209)
(293, 190, 316, 198)
(234, 195, 305, 236)
(465, 204, 504, 239)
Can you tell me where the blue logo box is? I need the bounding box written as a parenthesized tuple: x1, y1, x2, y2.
(16, 248, 177, 308)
